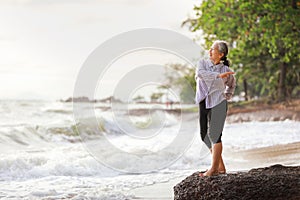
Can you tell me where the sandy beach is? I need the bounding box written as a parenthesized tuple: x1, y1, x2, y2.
(225, 141, 300, 169)
(130, 142, 300, 199)
(130, 177, 185, 199)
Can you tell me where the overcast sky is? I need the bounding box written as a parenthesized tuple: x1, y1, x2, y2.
(0, 0, 201, 100)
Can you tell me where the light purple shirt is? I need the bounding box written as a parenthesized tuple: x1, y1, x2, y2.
(195, 59, 236, 108)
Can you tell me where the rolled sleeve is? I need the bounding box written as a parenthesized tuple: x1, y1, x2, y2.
(225, 74, 236, 95)
(196, 60, 219, 92)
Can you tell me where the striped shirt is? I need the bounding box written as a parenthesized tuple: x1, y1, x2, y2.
(195, 59, 236, 108)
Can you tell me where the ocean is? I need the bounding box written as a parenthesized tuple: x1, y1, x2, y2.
(0, 100, 299, 199)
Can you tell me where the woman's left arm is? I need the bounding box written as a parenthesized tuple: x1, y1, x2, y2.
(224, 71, 236, 100)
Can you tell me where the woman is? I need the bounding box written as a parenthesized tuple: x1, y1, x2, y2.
(195, 40, 236, 176)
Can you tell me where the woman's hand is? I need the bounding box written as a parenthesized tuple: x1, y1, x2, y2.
(218, 71, 234, 78)
(225, 93, 233, 100)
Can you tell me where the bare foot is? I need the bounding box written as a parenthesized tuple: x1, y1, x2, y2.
(199, 168, 219, 177)
(219, 168, 226, 174)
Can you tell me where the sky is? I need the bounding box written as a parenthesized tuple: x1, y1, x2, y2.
(0, 0, 202, 100)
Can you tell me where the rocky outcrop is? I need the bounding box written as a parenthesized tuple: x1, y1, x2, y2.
(62, 96, 95, 103)
(174, 164, 300, 200)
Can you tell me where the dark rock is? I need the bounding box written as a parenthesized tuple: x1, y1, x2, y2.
(61, 96, 123, 103)
(97, 96, 123, 103)
(174, 164, 300, 200)
(62, 96, 95, 103)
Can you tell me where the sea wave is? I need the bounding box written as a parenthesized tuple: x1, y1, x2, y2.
(0, 110, 183, 148)
(0, 145, 119, 180)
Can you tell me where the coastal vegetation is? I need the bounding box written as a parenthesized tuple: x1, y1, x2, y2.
(182, 0, 300, 102)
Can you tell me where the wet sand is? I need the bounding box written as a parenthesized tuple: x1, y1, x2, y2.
(224, 141, 300, 170)
(130, 177, 185, 200)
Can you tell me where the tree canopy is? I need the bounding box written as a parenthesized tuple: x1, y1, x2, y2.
(184, 0, 300, 101)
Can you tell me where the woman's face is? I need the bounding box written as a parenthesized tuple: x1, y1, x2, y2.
(209, 43, 223, 64)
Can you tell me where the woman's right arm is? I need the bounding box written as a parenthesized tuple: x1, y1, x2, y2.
(195, 60, 219, 81)
(195, 60, 224, 94)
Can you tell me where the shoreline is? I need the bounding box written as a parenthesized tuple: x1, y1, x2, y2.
(224, 141, 300, 171)
(97, 99, 300, 123)
(226, 109, 300, 123)
(130, 176, 186, 200)
(130, 141, 300, 199)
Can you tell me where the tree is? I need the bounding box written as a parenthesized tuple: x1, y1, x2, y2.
(150, 92, 164, 103)
(162, 63, 196, 104)
(184, 0, 300, 101)
(132, 95, 145, 103)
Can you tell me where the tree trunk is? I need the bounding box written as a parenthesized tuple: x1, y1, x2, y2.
(243, 79, 248, 101)
(278, 62, 287, 101)
(292, 0, 297, 9)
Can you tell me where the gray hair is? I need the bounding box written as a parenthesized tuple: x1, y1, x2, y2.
(214, 40, 228, 56)
(214, 40, 230, 66)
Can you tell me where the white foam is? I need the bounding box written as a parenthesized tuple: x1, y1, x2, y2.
(0, 145, 119, 181)
(0, 100, 299, 198)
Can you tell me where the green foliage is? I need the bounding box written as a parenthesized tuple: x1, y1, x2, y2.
(186, 0, 300, 101)
(132, 95, 145, 102)
(150, 92, 164, 102)
(163, 63, 196, 103)
(179, 73, 196, 103)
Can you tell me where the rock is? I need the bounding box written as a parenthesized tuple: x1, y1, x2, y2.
(174, 164, 300, 200)
(62, 96, 95, 103)
(61, 96, 123, 103)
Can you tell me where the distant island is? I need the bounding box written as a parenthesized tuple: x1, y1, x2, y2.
(60, 96, 123, 103)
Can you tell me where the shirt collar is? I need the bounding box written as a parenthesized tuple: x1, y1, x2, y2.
(209, 60, 224, 70)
